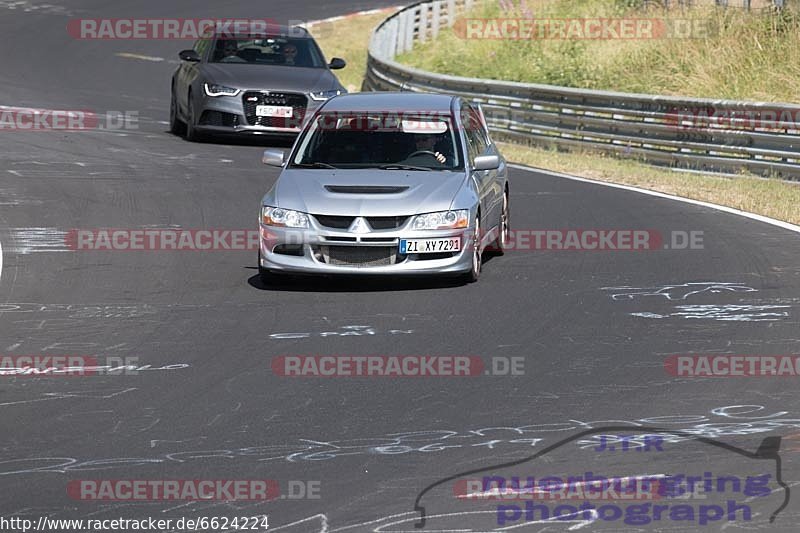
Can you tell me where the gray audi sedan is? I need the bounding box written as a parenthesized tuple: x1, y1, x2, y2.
(258, 92, 510, 284)
(170, 24, 346, 141)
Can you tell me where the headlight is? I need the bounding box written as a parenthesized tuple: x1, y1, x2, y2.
(204, 83, 241, 97)
(261, 206, 310, 228)
(309, 89, 343, 101)
(411, 210, 470, 230)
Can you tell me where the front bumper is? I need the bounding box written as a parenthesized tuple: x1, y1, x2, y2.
(259, 223, 474, 275)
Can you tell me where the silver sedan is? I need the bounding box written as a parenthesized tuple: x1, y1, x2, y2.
(258, 92, 510, 284)
(170, 24, 346, 141)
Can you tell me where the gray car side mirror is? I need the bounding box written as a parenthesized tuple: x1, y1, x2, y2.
(328, 58, 346, 70)
(262, 149, 286, 167)
(473, 155, 500, 171)
(179, 50, 201, 62)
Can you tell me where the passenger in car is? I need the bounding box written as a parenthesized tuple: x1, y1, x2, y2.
(281, 43, 299, 65)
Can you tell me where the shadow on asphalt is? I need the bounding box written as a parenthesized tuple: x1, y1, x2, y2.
(245, 253, 501, 292)
(246, 272, 469, 292)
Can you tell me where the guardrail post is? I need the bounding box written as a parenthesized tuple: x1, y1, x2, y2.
(404, 8, 416, 50)
(432, 1, 442, 38)
(387, 17, 399, 59)
(419, 3, 429, 42)
(396, 10, 408, 54)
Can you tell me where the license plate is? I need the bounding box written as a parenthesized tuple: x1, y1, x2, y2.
(256, 105, 293, 117)
(400, 238, 461, 254)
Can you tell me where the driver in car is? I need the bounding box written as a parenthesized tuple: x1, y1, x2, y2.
(220, 40, 246, 63)
(412, 133, 447, 164)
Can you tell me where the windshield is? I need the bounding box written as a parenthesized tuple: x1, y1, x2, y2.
(290, 112, 464, 170)
(210, 36, 326, 67)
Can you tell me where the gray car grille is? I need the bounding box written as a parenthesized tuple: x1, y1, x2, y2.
(320, 246, 398, 267)
(313, 215, 409, 230)
(313, 215, 354, 229)
(242, 91, 307, 128)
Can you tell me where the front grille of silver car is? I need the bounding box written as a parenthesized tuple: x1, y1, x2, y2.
(242, 91, 307, 128)
(313, 215, 354, 229)
(365, 216, 409, 230)
(318, 246, 399, 267)
(313, 215, 409, 230)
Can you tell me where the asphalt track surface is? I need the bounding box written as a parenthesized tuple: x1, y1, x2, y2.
(1, 1, 800, 532)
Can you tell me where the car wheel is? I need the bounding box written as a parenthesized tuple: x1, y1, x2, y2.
(491, 189, 510, 255)
(258, 251, 273, 286)
(462, 217, 482, 283)
(169, 88, 186, 136)
(184, 93, 203, 142)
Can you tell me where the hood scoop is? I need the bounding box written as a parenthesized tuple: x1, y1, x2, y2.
(324, 185, 409, 194)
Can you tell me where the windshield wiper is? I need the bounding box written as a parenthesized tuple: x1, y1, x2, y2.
(377, 164, 432, 171)
(294, 162, 339, 169)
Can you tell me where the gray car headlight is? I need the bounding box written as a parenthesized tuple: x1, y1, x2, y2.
(204, 83, 241, 97)
(309, 89, 343, 101)
(411, 210, 470, 230)
(261, 206, 310, 228)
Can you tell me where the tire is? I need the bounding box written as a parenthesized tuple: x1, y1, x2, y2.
(184, 92, 203, 142)
(258, 251, 273, 286)
(462, 217, 482, 283)
(491, 189, 510, 256)
(169, 88, 186, 136)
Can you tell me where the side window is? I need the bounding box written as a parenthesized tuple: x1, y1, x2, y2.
(462, 104, 489, 162)
(474, 104, 492, 147)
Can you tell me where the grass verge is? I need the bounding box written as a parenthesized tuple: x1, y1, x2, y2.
(309, 8, 399, 93)
(396, 0, 800, 102)
(500, 142, 800, 226)
(312, 6, 800, 227)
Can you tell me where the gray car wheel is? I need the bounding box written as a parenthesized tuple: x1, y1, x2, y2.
(169, 88, 185, 135)
(491, 189, 510, 255)
(184, 92, 203, 142)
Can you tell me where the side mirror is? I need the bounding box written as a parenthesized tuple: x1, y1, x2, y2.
(179, 50, 201, 62)
(262, 149, 286, 167)
(328, 57, 346, 70)
(473, 155, 500, 171)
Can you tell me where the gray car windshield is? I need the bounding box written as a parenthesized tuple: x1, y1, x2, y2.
(290, 113, 463, 170)
(211, 36, 325, 68)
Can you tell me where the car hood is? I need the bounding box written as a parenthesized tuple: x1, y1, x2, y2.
(201, 64, 340, 92)
(265, 169, 468, 216)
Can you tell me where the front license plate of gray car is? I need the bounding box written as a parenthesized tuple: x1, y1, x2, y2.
(256, 105, 293, 117)
(400, 238, 461, 254)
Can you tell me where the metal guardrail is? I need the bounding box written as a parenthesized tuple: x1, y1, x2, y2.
(363, 0, 800, 178)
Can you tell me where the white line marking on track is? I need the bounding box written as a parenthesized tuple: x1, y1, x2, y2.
(509, 163, 800, 235)
(115, 52, 164, 62)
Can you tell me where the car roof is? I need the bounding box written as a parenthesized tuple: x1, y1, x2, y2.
(320, 92, 456, 114)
